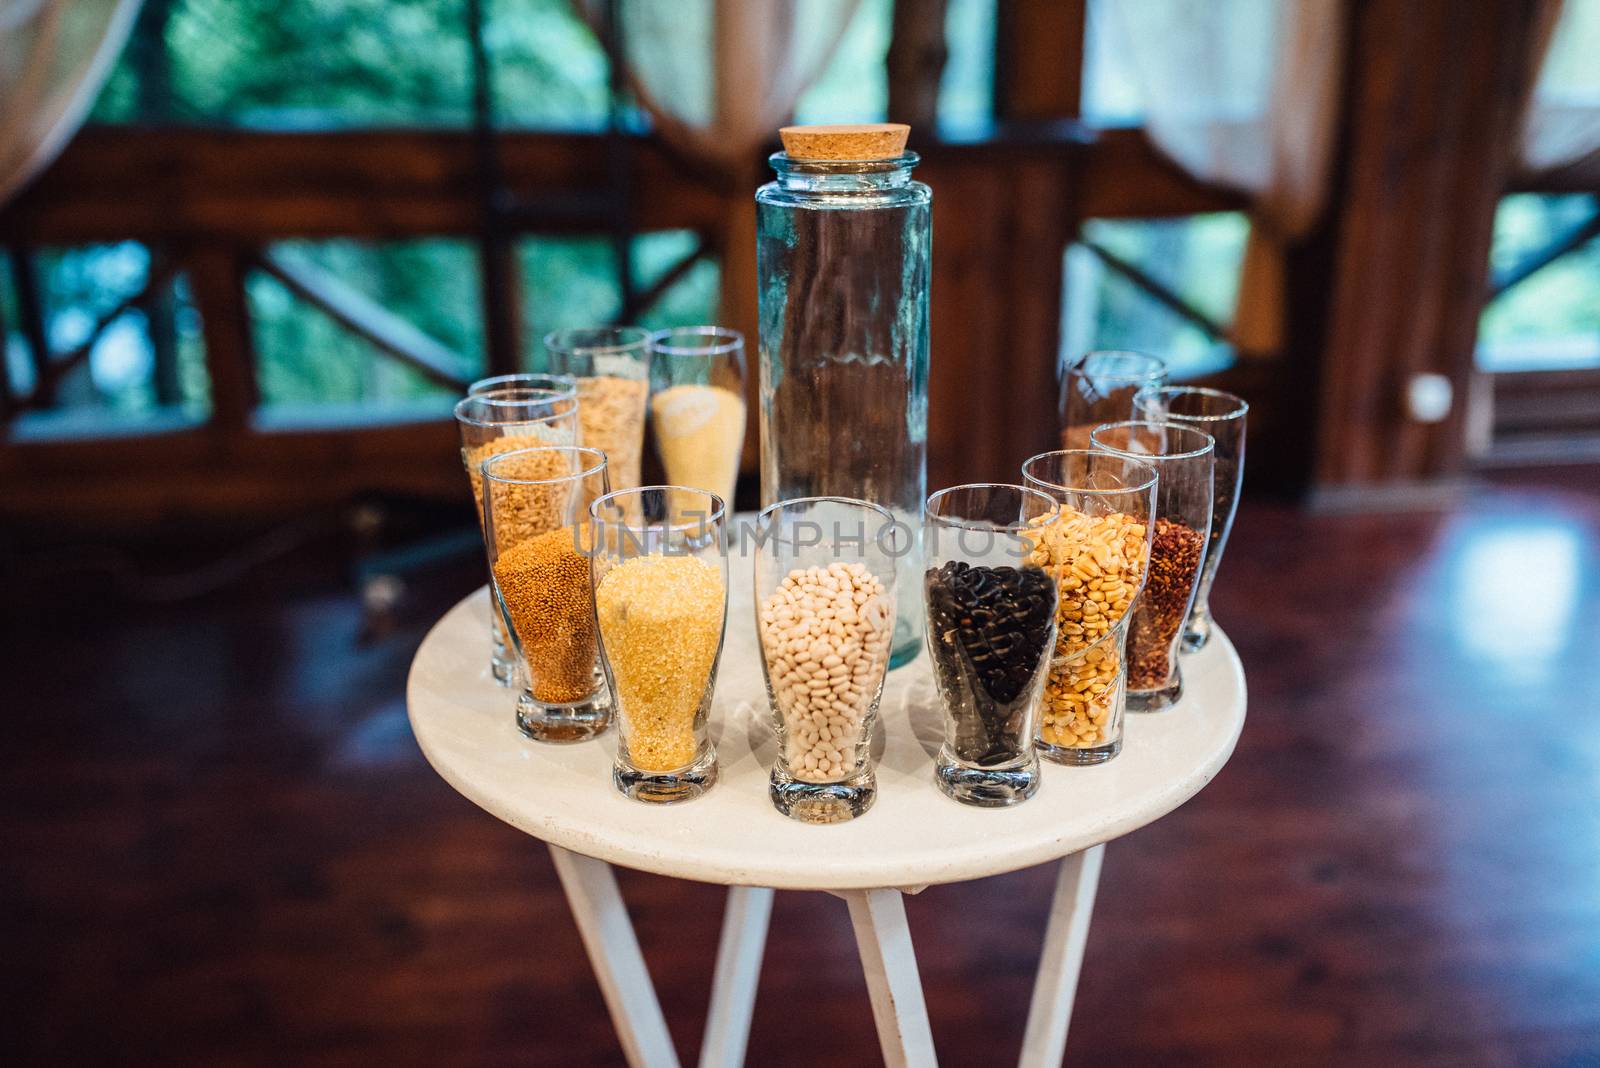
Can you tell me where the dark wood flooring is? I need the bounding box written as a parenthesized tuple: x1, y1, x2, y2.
(5, 479, 1600, 1067)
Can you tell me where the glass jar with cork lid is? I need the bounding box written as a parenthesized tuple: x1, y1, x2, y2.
(756, 122, 930, 670)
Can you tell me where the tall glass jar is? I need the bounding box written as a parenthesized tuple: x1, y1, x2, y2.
(756, 123, 930, 668)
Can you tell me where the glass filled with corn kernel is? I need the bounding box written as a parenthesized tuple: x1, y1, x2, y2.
(456, 388, 582, 686)
(482, 446, 611, 742)
(590, 486, 729, 804)
(1020, 450, 1157, 764)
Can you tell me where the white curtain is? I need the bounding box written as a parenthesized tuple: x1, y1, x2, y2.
(1103, 0, 1344, 357)
(1523, 0, 1600, 172)
(571, 0, 861, 169)
(0, 0, 142, 207)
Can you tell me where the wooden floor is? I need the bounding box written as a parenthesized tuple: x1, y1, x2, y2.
(5, 478, 1600, 1067)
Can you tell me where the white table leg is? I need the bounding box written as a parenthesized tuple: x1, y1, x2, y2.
(1017, 844, 1105, 1068)
(844, 888, 938, 1068)
(698, 885, 774, 1068)
(548, 844, 682, 1068)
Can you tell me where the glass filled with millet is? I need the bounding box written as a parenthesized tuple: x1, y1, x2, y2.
(456, 388, 581, 686)
(590, 486, 729, 803)
(482, 446, 611, 741)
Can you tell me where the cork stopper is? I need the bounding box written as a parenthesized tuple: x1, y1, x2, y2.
(779, 123, 910, 161)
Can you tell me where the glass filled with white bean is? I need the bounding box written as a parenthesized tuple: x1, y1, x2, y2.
(754, 497, 902, 823)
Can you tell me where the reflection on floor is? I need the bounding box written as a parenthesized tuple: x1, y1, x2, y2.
(4, 480, 1599, 1066)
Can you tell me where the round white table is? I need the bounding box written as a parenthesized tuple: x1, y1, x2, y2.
(408, 565, 1246, 1068)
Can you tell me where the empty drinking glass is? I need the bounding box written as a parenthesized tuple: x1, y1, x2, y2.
(482, 446, 611, 741)
(923, 484, 1059, 806)
(546, 327, 652, 494)
(1089, 421, 1213, 712)
(650, 327, 748, 509)
(590, 486, 729, 803)
(1134, 386, 1247, 652)
(1059, 351, 1168, 451)
(1019, 450, 1158, 765)
(755, 497, 899, 823)
(455, 388, 581, 685)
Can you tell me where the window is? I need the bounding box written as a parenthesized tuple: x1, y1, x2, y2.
(515, 230, 719, 364)
(4, 244, 209, 436)
(250, 239, 483, 412)
(90, 0, 609, 130)
(1477, 194, 1600, 373)
(1080, 0, 1142, 126)
(1064, 214, 1248, 379)
(793, 0, 996, 131)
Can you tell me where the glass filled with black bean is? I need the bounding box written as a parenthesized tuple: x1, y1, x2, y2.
(923, 484, 1059, 807)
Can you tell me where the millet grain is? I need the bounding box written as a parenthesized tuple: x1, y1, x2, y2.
(596, 554, 726, 772)
(492, 524, 600, 703)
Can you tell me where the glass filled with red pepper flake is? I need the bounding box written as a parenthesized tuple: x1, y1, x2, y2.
(1089, 421, 1214, 712)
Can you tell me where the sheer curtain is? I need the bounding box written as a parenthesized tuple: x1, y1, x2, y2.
(1103, 0, 1344, 358)
(0, 0, 142, 206)
(1523, 0, 1600, 172)
(571, 0, 861, 170)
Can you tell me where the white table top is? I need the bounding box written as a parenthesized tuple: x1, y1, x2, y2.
(408, 567, 1246, 892)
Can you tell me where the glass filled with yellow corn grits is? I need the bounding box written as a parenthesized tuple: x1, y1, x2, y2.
(589, 486, 729, 804)
(455, 387, 581, 687)
(483, 446, 611, 743)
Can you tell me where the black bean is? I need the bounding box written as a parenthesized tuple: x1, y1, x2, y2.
(924, 561, 1057, 766)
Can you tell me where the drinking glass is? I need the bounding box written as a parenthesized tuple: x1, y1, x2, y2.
(455, 388, 581, 685)
(590, 486, 729, 803)
(754, 497, 899, 823)
(1133, 386, 1248, 652)
(1059, 351, 1168, 451)
(470, 371, 579, 401)
(545, 327, 652, 494)
(1089, 421, 1214, 712)
(649, 326, 748, 509)
(482, 446, 611, 741)
(923, 484, 1059, 807)
(1020, 450, 1158, 765)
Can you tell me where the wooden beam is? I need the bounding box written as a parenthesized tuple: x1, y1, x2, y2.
(995, 0, 1086, 122)
(887, 0, 949, 129)
(185, 246, 259, 438)
(0, 128, 731, 245)
(0, 271, 12, 420)
(0, 413, 463, 524)
(1312, 0, 1548, 486)
(0, 126, 1244, 248)
(253, 249, 470, 392)
(7, 246, 52, 406)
